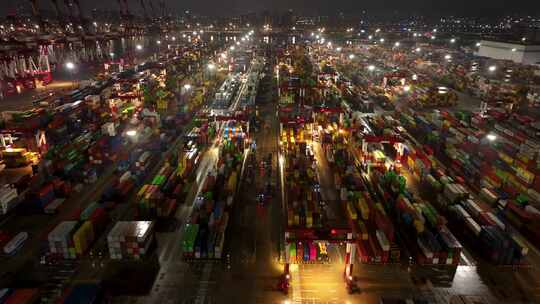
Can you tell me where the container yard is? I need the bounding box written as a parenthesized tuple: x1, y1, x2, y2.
(2, 7, 540, 304)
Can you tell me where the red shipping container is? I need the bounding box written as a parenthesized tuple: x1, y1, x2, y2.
(5, 288, 39, 304)
(507, 201, 533, 221)
(373, 209, 395, 243)
(357, 241, 368, 263)
(534, 176, 540, 193)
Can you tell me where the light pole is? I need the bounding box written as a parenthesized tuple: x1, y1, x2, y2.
(182, 84, 192, 104)
(65, 61, 76, 89)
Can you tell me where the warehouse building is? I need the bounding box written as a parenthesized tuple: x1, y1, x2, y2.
(476, 40, 540, 65)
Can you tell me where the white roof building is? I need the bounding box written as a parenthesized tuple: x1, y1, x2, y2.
(476, 40, 540, 65)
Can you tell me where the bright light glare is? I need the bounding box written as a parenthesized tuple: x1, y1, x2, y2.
(403, 85, 411, 92)
(65, 62, 75, 70)
(136, 44, 143, 50)
(207, 63, 216, 70)
(367, 65, 375, 71)
(183, 84, 192, 90)
(486, 134, 497, 141)
(126, 130, 137, 137)
(488, 65, 497, 72)
(348, 54, 355, 59)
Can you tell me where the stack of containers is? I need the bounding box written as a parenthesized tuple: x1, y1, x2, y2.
(1, 148, 36, 168)
(136, 161, 180, 218)
(400, 109, 540, 249)
(48, 221, 78, 259)
(47, 202, 109, 259)
(116, 170, 136, 198)
(182, 128, 244, 259)
(432, 174, 529, 265)
(35, 183, 56, 210)
(354, 191, 396, 264)
(284, 132, 320, 229)
(107, 221, 155, 260)
(0, 186, 19, 215)
(371, 170, 462, 265)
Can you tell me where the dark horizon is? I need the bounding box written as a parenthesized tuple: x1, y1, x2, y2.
(0, 0, 540, 19)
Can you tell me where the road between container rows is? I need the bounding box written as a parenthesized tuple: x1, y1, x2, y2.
(156, 60, 253, 264)
(117, 62, 256, 304)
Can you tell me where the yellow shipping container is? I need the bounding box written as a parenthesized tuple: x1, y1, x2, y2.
(346, 202, 358, 220)
(137, 185, 149, 197)
(357, 220, 368, 240)
(73, 225, 87, 255)
(357, 197, 370, 220)
(306, 214, 313, 228)
(414, 220, 425, 233)
(498, 152, 513, 165)
(227, 171, 238, 192)
(287, 210, 294, 226)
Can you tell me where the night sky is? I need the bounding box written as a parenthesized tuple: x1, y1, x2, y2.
(1, 0, 539, 17)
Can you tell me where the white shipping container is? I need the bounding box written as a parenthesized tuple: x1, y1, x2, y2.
(44, 198, 65, 214)
(340, 188, 348, 202)
(479, 188, 498, 205)
(487, 212, 506, 231)
(527, 189, 540, 203)
(417, 237, 434, 259)
(465, 217, 482, 236)
(0, 188, 18, 215)
(463, 199, 482, 217)
(375, 230, 390, 251)
(119, 171, 132, 184)
(524, 205, 540, 215)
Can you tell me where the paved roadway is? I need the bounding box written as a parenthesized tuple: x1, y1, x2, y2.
(0, 66, 99, 112)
